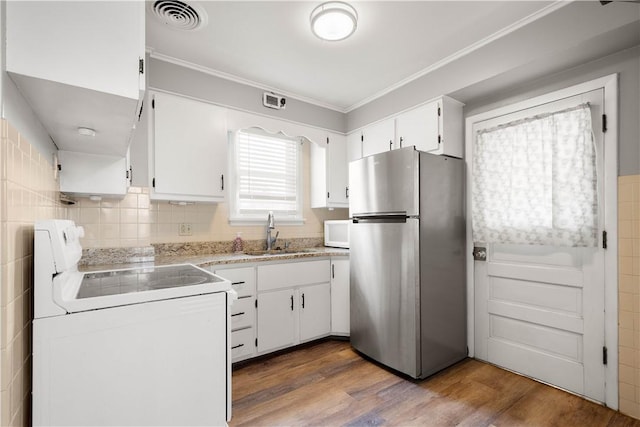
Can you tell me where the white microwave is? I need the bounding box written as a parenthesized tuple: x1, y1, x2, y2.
(324, 220, 350, 248)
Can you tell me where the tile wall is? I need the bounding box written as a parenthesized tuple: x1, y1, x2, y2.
(618, 174, 640, 419)
(67, 141, 348, 249)
(0, 119, 66, 427)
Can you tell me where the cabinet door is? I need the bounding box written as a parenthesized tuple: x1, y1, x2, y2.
(152, 92, 227, 202)
(299, 283, 331, 342)
(362, 119, 395, 157)
(257, 289, 296, 353)
(327, 133, 348, 206)
(330, 259, 350, 336)
(7, 1, 143, 100)
(346, 131, 363, 162)
(310, 140, 328, 208)
(396, 101, 440, 153)
(58, 151, 128, 198)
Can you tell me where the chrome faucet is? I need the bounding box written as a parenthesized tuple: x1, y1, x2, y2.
(266, 211, 279, 250)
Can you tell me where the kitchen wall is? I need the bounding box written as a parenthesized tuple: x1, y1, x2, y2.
(148, 57, 346, 133)
(0, 119, 66, 427)
(618, 175, 640, 418)
(0, 3, 65, 425)
(68, 139, 348, 248)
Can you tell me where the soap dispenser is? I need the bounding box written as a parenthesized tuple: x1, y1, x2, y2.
(232, 232, 244, 253)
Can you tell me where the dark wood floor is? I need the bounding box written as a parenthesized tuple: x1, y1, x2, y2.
(230, 339, 640, 427)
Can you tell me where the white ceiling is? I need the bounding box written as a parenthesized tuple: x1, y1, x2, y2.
(145, 1, 608, 113)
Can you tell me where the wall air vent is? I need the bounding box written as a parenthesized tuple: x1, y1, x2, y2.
(150, 0, 207, 31)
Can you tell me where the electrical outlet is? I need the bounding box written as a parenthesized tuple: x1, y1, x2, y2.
(179, 223, 192, 236)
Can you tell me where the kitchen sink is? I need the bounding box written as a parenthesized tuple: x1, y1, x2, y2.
(243, 248, 316, 256)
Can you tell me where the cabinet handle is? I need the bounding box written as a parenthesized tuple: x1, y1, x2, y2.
(400, 136, 404, 148)
(231, 343, 244, 349)
(346, 187, 349, 199)
(221, 174, 225, 190)
(389, 140, 393, 151)
(231, 312, 245, 317)
(332, 264, 335, 279)
(302, 293, 305, 309)
(231, 281, 245, 286)
(290, 295, 294, 311)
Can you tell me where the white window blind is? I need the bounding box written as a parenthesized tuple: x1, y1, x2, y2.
(472, 103, 598, 247)
(229, 129, 302, 222)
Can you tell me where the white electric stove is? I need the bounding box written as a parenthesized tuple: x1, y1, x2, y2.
(33, 219, 234, 426)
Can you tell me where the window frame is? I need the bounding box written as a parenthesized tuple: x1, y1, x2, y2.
(227, 127, 304, 225)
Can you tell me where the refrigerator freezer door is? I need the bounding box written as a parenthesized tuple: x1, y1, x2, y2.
(349, 147, 419, 217)
(350, 217, 421, 378)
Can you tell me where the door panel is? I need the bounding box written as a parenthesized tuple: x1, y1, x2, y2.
(257, 289, 296, 353)
(350, 218, 420, 377)
(349, 147, 419, 216)
(473, 88, 605, 402)
(299, 283, 331, 342)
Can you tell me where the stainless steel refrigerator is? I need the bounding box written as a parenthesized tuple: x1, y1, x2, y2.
(349, 147, 466, 379)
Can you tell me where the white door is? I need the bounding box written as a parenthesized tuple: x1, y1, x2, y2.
(472, 89, 607, 402)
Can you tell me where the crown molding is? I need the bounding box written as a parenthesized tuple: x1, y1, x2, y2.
(343, 0, 572, 112)
(147, 50, 348, 113)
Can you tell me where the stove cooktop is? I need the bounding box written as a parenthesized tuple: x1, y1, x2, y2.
(77, 264, 220, 299)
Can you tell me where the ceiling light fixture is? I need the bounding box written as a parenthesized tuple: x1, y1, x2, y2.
(77, 127, 96, 137)
(310, 1, 358, 42)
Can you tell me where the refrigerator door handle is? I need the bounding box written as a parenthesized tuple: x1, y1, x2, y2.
(352, 213, 408, 224)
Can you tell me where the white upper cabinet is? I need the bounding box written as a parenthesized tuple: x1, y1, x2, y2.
(311, 133, 349, 209)
(361, 118, 395, 158)
(346, 131, 363, 162)
(354, 95, 464, 159)
(6, 1, 145, 157)
(395, 102, 440, 152)
(58, 151, 130, 199)
(395, 96, 464, 157)
(150, 92, 227, 203)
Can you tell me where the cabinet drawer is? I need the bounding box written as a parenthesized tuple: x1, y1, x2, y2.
(231, 328, 254, 361)
(214, 267, 256, 298)
(257, 260, 330, 292)
(230, 297, 254, 331)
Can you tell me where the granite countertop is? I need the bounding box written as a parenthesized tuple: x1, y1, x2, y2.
(79, 247, 349, 273)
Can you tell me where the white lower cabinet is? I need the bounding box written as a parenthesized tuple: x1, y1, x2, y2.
(299, 283, 331, 342)
(330, 258, 350, 336)
(213, 257, 347, 361)
(256, 260, 331, 355)
(257, 289, 297, 353)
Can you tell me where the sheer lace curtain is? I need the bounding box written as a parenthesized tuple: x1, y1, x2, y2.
(472, 104, 598, 247)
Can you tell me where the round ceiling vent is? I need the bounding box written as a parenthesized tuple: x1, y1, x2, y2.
(150, 0, 207, 31)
